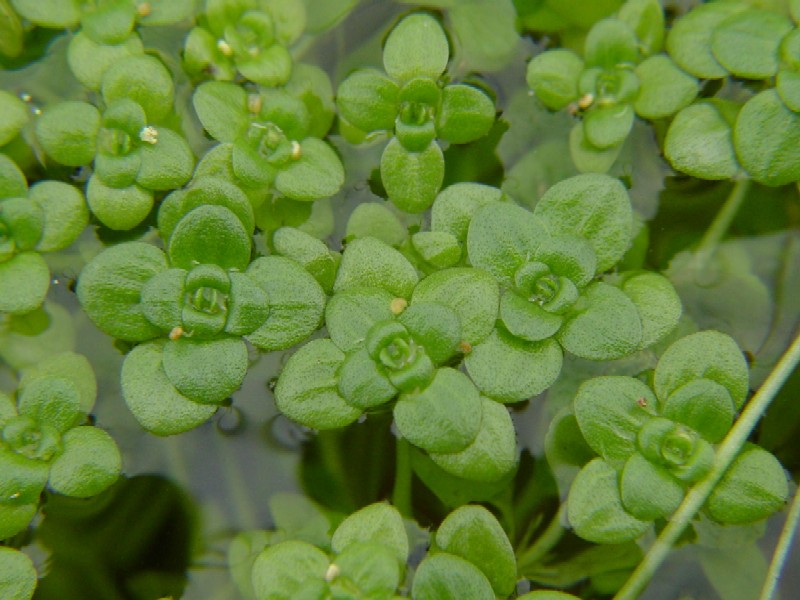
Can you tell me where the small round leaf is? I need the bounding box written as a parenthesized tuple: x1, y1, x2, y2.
(47, 426, 121, 498)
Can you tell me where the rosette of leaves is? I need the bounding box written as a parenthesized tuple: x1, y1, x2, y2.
(9, 0, 195, 45)
(275, 237, 518, 482)
(336, 12, 496, 212)
(191, 75, 344, 205)
(561, 331, 789, 544)
(76, 204, 326, 435)
(456, 174, 680, 402)
(0, 352, 122, 541)
(526, 0, 699, 173)
(184, 0, 305, 86)
(34, 56, 194, 230)
(0, 154, 88, 314)
(663, 2, 800, 185)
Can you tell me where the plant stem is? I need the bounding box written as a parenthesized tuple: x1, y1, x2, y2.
(213, 428, 260, 531)
(691, 177, 751, 272)
(615, 330, 800, 600)
(392, 436, 413, 517)
(516, 505, 567, 574)
(759, 482, 800, 600)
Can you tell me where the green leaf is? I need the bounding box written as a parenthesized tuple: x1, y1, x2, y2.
(273, 227, 337, 292)
(710, 9, 793, 79)
(467, 202, 545, 284)
(383, 13, 449, 83)
(17, 376, 81, 432)
(0, 547, 36, 600)
(274, 138, 344, 200)
(251, 540, 329, 600)
(0, 445, 49, 505)
(777, 69, 800, 112)
(268, 492, 331, 547)
(139, 0, 196, 25)
(584, 18, 639, 68)
(9, 0, 80, 27)
(136, 127, 195, 191)
(735, 89, 800, 187)
(617, 0, 664, 56)
(665, 2, 747, 79)
(101, 55, 174, 121)
(333, 237, 418, 299)
(664, 102, 739, 180)
(345, 202, 407, 247)
(81, 0, 136, 45)
(36, 101, 100, 166)
(583, 102, 634, 149)
(633, 55, 698, 120)
(567, 458, 650, 543)
(168, 205, 252, 271)
(435, 506, 517, 597)
(237, 44, 293, 87)
(331, 542, 401, 598)
(121, 341, 218, 435)
(411, 553, 495, 600)
(499, 289, 564, 342)
(0, 153, 27, 198)
(0, 252, 49, 314)
(331, 502, 409, 565)
(337, 349, 393, 408)
(244, 256, 326, 351)
(662, 378, 735, 444)
(86, 176, 153, 231)
(77, 242, 167, 341)
(465, 327, 563, 402)
(29, 181, 88, 253)
(617, 271, 681, 349)
(381, 138, 444, 213)
(0, 0, 23, 58)
(192, 82, 250, 143)
(0, 91, 28, 147)
(705, 444, 789, 524)
(47, 426, 121, 498)
(654, 330, 749, 411)
(559, 282, 643, 360)
(161, 338, 248, 404)
(429, 396, 517, 483)
(411, 268, 499, 346)
(619, 453, 684, 520)
(526, 49, 584, 111)
(393, 367, 482, 453)
(274, 339, 362, 429)
(574, 375, 657, 466)
(430, 183, 503, 245)
(398, 302, 461, 365)
(336, 68, 399, 133)
(534, 173, 633, 273)
(325, 287, 395, 353)
(283, 63, 336, 139)
(19, 352, 96, 414)
(569, 123, 622, 174)
(449, 0, 518, 71)
(435, 84, 495, 144)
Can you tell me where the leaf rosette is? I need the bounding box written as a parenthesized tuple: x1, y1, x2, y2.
(561, 331, 789, 543)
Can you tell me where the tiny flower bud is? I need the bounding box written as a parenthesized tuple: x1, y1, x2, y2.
(459, 340, 472, 354)
(290, 140, 302, 160)
(169, 326, 184, 341)
(247, 94, 262, 114)
(139, 126, 159, 145)
(137, 2, 152, 17)
(390, 297, 408, 315)
(217, 39, 233, 56)
(325, 564, 340, 582)
(577, 93, 594, 110)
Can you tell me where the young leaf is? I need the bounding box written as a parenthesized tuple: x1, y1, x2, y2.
(0, 253, 49, 314)
(86, 176, 153, 231)
(331, 502, 409, 565)
(710, 9, 793, 79)
(381, 138, 444, 213)
(619, 453, 684, 520)
(274, 137, 344, 200)
(526, 49, 584, 111)
(36, 101, 100, 166)
(664, 102, 739, 180)
(168, 205, 252, 271)
(336, 69, 399, 133)
(345, 203, 407, 247)
(584, 18, 639, 68)
(569, 124, 623, 174)
(633, 55, 698, 119)
(0, 91, 28, 147)
(29, 181, 88, 252)
(47, 426, 121, 498)
(435, 84, 495, 145)
(251, 540, 329, 600)
(192, 82, 250, 143)
(331, 542, 401, 597)
(18, 352, 96, 414)
(333, 237, 418, 299)
(411, 553, 495, 600)
(618, 0, 664, 56)
(101, 55, 174, 121)
(430, 182, 504, 243)
(383, 13, 449, 83)
(162, 338, 248, 404)
(583, 103, 635, 149)
(136, 128, 195, 191)
(617, 271, 681, 349)
(325, 287, 395, 354)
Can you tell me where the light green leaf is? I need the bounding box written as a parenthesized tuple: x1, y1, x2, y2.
(619, 453, 684, 520)
(430, 397, 517, 483)
(430, 182, 504, 243)
(569, 123, 623, 174)
(246, 256, 326, 351)
(274, 339, 362, 429)
(0, 252, 49, 314)
(534, 173, 633, 273)
(0, 446, 49, 506)
(36, 101, 100, 166)
(0, 91, 28, 147)
(162, 338, 248, 404)
(86, 176, 153, 231)
(526, 49, 584, 111)
(19, 351, 96, 414)
(168, 205, 252, 271)
(273, 227, 337, 292)
(101, 54, 174, 121)
(66, 31, 144, 90)
(435, 84, 495, 144)
(617, 271, 681, 349)
(449, 0, 518, 71)
(583, 103, 634, 149)
(633, 55, 698, 119)
(251, 540, 328, 600)
(383, 13, 449, 83)
(336, 68, 399, 133)
(345, 202, 407, 247)
(274, 138, 344, 200)
(0, 547, 36, 600)
(465, 327, 563, 402)
(237, 44, 293, 87)
(567, 458, 650, 543)
(47, 426, 121, 498)
(0, 0, 23, 58)
(332, 502, 409, 565)
(331, 542, 401, 598)
(139, 0, 196, 25)
(17, 376, 81, 432)
(662, 378, 735, 444)
(0, 153, 27, 198)
(584, 18, 639, 68)
(136, 127, 195, 191)
(411, 553, 495, 600)
(394, 367, 482, 453)
(381, 138, 444, 213)
(333, 237, 418, 299)
(29, 181, 88, 253)
(777, 69, 800, 112)
(121, 342, 217, 435)
(618, 0, 664, 56)
(81, 0, 136, 45)
(410, 231, 461, 270)
(77, 242, 167, 341)
(710, 9, 793, 79)
(664, 102, 739, 180)
(734, 89, 800, 186)
(9, 0, 80, 27)
(192, 82, 250, 143)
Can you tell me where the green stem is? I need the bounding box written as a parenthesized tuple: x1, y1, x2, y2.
(392, 436, 413, 517)
(213, 427, 260, 531)
(615, 330, 800, 600)
(759, 482, 800, 600)
(690, 177, 751, 272)
(516, 505, 567, 574)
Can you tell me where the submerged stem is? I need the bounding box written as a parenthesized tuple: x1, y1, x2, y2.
(392, 436, 413, 517)
(615, 330, 800, 600)
(691, 177, 751, 272)
(759, 482, 800, 600)
(516, 505, 567, 574)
